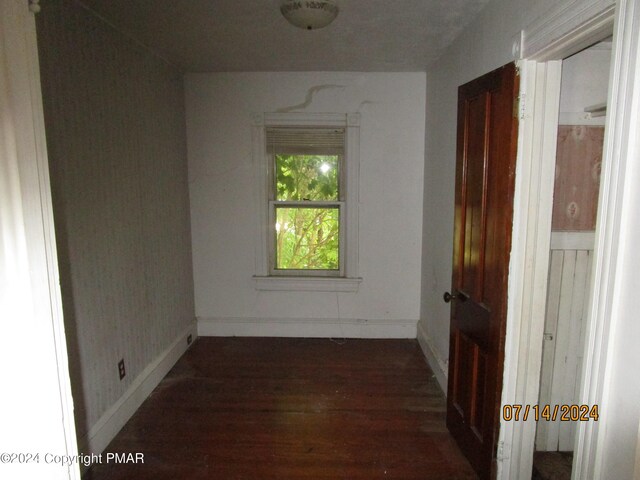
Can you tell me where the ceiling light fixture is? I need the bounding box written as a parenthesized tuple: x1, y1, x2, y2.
(280, 0, 339, 30)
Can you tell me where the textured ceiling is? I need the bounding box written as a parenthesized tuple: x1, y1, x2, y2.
(79, 0, 492, 72)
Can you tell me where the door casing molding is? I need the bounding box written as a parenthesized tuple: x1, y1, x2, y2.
(499, 58, 563, 480)
(498, 0, 640, 477)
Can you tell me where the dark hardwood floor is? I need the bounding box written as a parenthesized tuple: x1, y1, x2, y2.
(532, 451, 573, 480)
(84, 337, 477, 479)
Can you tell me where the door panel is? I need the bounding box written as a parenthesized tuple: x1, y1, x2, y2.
(446, 63, 519, 480)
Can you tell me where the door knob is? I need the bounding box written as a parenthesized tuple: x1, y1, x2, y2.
(444, 291, 467, 303)
(443, 291, 456, 303)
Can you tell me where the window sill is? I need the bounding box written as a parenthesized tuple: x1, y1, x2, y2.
(253, 276, 362, 292)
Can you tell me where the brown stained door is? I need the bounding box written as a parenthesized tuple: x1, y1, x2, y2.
(446, 63, 519, 480)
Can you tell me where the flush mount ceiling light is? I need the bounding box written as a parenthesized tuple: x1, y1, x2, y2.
(280, 0, 339, 30)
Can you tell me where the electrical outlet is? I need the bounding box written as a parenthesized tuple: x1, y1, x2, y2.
(118, 359, 126, 380)
(187, 334, 193, 345)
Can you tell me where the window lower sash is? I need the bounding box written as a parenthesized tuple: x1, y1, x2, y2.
(269, 201, 345, 276)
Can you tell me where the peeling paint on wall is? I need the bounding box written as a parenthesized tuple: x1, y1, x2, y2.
(276, 84, 345, 112)
(357, 100, 378, 111)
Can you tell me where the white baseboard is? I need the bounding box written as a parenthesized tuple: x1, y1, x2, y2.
(76, 321, 197, 459)
(198, 316, 417, 339)
(417, 320, 448, 395)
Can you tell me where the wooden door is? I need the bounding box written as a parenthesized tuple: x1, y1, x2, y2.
(446, 63, 519, 479)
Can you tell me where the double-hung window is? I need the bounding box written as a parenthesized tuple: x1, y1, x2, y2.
(267, 127, 344, 276)
(253, 113, 361, 291)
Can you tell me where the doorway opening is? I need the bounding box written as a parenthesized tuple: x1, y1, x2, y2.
(532, 39, 612, 480)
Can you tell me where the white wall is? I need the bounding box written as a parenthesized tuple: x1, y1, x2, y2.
(559, 43, 611, 125)
(36, 0, 196, 455)
(186, 72, 425, 338)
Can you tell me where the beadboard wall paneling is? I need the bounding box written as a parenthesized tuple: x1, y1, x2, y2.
(35, 0, 195, 440)
(537, 240, 594, 451)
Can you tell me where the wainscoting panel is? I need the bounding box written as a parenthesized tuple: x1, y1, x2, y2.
(536, 232, 594, 451)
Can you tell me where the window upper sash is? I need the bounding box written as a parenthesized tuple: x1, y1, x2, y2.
(266, 127, 345, 156)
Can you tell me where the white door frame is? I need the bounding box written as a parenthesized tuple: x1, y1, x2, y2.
(498, 0, 640, 478)
(1, 1, 79, 478)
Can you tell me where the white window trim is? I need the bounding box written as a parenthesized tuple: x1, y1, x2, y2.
(252, 112, 361, 292)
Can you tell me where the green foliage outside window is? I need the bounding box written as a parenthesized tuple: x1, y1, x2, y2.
(275, 154, 340, 270)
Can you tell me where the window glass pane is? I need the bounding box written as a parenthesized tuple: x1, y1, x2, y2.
(275, 207, 339, 270)
(275, 154, 339, 201)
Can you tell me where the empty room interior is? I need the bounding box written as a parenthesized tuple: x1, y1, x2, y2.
(2, 0, 640, 480)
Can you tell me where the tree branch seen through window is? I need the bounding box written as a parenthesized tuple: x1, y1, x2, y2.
(274, 154, 340, 270)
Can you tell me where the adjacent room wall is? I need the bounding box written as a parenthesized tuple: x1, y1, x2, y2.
(552, 44, 610, 232)
(537, 48, 610, 448)
(36, 0, 195, 453)
(538, 44, 609, 446)
(186, 72, 425, 338)
(559, 43, 611, 127)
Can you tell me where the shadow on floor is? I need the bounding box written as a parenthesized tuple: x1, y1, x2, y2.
(532, 451, 572, 480)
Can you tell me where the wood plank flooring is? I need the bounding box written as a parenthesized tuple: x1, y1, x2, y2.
(84, 337, 477, 479)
